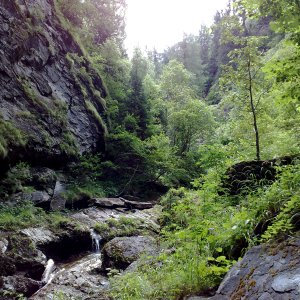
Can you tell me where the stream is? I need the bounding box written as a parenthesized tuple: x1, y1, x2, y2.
(31, 232, 107, 299)
(28, 205, 161, 299)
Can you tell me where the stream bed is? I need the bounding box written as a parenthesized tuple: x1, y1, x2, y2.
(27, 205, 161, 299)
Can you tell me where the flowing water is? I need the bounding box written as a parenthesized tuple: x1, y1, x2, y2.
(91, 230, 102, 253)
(41, 259, 55, 284)
(31, 206, 160, 299)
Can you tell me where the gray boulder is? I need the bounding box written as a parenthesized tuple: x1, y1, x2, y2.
(123, 199, 153, 209)
(20, 228, 59, 246)
(1, 275, 42, 297)
(94, 197, 125, 208)
(210, 237, 300, 300)
(102, 235, 158, 270)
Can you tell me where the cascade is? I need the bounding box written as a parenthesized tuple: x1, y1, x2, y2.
(91, 231, 102, 253)
(41, 259, 55, 284)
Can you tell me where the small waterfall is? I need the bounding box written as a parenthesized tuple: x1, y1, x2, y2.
(41, 259, 55, 284)
(91, 231, 102, 253)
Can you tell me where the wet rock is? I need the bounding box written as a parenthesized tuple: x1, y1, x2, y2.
(0, 237, 8, 254)
(1, 275, 42, 297)
(50, 181, 66, 211)
(37, 225, 91, 261)
(30, 191, 51, 209)
(70, 205, 162, 232)
(31, 254, 109, 300)
(20, 228, 59, 246)
(102, 236, 158, 270)
(210, 237, 300, 300)
(94, 197, 125, 208)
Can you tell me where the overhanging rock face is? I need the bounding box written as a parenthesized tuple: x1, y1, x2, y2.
(0, 0, 107, 169)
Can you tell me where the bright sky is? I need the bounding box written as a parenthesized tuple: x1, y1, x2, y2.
(125, 0, 229, 54)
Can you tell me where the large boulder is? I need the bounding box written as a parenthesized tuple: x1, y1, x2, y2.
(102, 235, 158, 270)
(0, 275, 42, 298)
(20, 227, 59, 246)
(94, 197, 126, 208)
(5, 235, 47, 280)
(223, 155, 300, 195)
(209, 237, 300, 300)
(27, 167, 57, 191)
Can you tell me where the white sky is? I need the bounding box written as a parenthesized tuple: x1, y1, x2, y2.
(125, 0, 229, 54)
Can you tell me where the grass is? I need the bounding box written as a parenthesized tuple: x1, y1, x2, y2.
(109, 162, 300, 299)
(94, 216, 146, 240)
(0, 117, 26, 158)
(0, 201, 73, 231)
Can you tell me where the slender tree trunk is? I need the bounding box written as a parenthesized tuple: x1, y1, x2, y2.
(247, 59, 260, 161)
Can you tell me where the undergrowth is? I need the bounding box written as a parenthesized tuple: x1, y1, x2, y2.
(94, 216, 152, 241)
(109, 161, 300, 299)
(0, 201, 72, 231)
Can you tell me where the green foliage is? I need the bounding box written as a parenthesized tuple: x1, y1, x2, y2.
(0, 291, 26, 300)
(168, 99, 216, 155)
(66, 154, 119, 201)
(110, 158, 300, 299)
(0, 201, 72, 231)
(86, 100, 108, 135)
(160, 59, 195, 104)
(0, 117, 26, 158)
(260, 163, 300, 240)
(94, 216, 146, 240)
(0, 162, 32, 197)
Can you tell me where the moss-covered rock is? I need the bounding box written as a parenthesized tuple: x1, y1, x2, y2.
(102, 235, 158, 270)
(0, 0, 108, 173)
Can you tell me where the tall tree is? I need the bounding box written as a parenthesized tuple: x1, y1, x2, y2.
(128, 48, 149, 138)
(221, 35, 270, 160)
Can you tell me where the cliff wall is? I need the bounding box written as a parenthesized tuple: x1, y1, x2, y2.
(0, 0, 108, 171)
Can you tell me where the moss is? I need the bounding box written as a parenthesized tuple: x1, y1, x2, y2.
(94, 217, 145, 240)
(59, 132, 79, 156)
(52, 99, 68, 127)
(0, 116, 26, 158)
(19, 77, 49, 112)
(86, 100, 108, 135)
(16, 110, 36, 120)
(0, 201, 75, 231)
(66, 53, 108, 135)
(53, 0, 89, 58)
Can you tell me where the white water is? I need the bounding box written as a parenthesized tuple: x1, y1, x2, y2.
(91, 231, 102, 253)
(41, 259, 55, 284)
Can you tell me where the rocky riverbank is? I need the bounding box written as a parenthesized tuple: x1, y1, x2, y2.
(0, 203, 161, 299)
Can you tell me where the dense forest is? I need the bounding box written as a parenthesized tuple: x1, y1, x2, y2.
(0, 0, 299, 299)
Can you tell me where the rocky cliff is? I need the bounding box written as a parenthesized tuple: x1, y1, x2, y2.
(0, 0, 108, 172)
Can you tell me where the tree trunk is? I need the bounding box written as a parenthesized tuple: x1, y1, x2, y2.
(248, 59, 260, 161)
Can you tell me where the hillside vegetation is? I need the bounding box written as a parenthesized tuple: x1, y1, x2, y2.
(0, 0, 299, 299)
